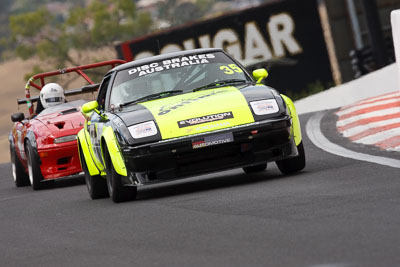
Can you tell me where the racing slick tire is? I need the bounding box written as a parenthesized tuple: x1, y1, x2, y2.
(9, 144, 30, 187)
(79, 146, 108, 199)
(25, 141, 49, 190)
(243, 163, 267, 174)
(104, 148, 137, 203)
(276, 141, 306, 174)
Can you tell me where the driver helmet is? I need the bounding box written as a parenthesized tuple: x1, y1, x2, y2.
(40, 83, 65, 109)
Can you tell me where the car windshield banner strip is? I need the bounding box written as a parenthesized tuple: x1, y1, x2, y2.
(192, 132, 234, 149)
(178, 112, 234, 128)
(127, 53, 217, 78)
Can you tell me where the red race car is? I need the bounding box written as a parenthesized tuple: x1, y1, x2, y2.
(9, 60, 125, 190)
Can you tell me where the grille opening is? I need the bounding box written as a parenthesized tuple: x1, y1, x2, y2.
(57, 157, 71, 165)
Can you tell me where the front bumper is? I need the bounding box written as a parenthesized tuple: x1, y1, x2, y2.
(121, 117, 297, 185)
(38, 141, 82, 180)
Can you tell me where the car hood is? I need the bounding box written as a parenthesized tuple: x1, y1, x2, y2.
(119, 86, 263, 140)
(34, 109, 85, 134)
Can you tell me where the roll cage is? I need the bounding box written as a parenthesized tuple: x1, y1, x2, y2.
(18, 60, 126, 115)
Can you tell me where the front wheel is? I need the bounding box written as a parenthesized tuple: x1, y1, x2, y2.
(105, 149, 137, 203)
(25, 142, 45, 190)
(79, 146, 108, 199)
(10, 144, 29, 187)
(276, 141, 306, 175)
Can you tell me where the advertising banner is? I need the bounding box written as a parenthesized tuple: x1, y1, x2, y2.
(116, 0, 333, 95)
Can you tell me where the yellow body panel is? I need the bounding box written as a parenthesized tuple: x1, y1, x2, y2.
(102, 126, 127, 177)
(77, 129, 100, 176)
(281, 94, 302, 146)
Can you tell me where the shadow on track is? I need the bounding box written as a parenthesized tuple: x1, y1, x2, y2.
(0, 162, 85, 191)
(136, 168, 307, 201)
(51, 176, 85, 189)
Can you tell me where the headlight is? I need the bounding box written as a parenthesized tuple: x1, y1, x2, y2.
(54, 135, 77, 144)
(128, 121, 158, 139)
(250, 99, 279, 115)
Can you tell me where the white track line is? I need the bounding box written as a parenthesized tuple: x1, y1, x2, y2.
(340, 117, 400, 137)
(336, 97, 400, 116)
(337, 107, 400, 127)
(306, 111, 400, 168)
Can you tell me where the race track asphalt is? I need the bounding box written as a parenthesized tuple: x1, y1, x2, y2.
(1, 111, 399, 267)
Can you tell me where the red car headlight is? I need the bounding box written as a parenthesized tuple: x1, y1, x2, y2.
(54, 135, 77, 144)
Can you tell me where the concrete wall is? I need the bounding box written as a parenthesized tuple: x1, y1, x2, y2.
(295, 63, 399, 114)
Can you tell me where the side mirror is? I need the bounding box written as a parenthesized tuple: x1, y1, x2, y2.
(11, 112, 25, 122)
(81, 101, 99, 114)
(253, 68, 268, 84)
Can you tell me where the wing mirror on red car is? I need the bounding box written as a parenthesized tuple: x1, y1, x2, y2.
(11, 112, 25, 122)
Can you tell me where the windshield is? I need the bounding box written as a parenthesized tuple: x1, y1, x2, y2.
(109, 51, 251, 108)
(37, 99, 87, 117)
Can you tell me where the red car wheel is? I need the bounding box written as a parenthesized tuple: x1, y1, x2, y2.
(9, 144, 30, 187)
(25, 142, 46, 190)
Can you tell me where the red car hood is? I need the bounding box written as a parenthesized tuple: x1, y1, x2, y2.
(35, 111, 85, 132)
(32, 100, 87, 137)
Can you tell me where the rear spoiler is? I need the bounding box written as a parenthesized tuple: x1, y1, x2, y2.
(17, 83, 100, 105)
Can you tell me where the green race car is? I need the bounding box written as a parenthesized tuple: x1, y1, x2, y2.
(78, 48, 305, 203)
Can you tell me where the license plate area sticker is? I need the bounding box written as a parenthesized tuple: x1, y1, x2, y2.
(192, 132, 234, 149)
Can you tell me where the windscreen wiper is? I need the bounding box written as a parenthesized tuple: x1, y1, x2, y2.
(193, 79, 251, 92)
(119, 90, 183, 108)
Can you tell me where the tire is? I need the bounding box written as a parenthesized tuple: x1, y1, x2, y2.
(79, 146, 108, 199)
(276, 141, 306, 175)
(243, 163, 267, 174)
(9, 144, 30, 187)
(104, 149, 137, 203)
(25, 142, 46, 190)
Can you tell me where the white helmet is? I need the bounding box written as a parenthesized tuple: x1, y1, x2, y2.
(40, 83, 65, 109)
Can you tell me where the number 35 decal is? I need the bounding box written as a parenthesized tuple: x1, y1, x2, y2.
(220, 64, 243, 74)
